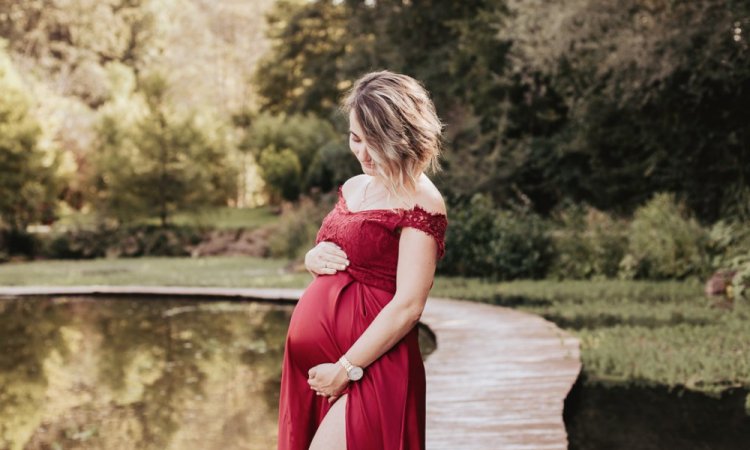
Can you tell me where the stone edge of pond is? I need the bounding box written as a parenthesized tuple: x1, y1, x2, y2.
(0, 286, 582, 450)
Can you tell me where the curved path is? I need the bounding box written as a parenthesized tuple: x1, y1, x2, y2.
(0, 286, 581, 449)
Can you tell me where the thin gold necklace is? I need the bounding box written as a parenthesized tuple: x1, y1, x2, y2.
(358, 178, 374, 210)
(358, 176, 422, 211)
(358, 177, 394, 211)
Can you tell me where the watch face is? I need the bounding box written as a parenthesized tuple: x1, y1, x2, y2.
(348, 366, 364, 381)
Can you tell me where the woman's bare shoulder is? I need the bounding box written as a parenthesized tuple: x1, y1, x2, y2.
(342, 174, 369, 193)
(414, 176, 447, 216)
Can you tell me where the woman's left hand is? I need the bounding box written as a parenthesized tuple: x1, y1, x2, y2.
(308, 362, 349, 404)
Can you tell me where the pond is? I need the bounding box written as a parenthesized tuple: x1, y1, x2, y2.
(0, 296, 435, 450)
(564, 373, 750, 450)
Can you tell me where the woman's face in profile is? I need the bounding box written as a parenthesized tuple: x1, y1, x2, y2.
(349, 110, 375, 175)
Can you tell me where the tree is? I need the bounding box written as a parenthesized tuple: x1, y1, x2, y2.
(0, 42, 59, 231)
(501, 0, 750, 220)
(253, 0, 750, 221)
(253, 0, 350, 117)
(92, 72, 238, 226)
(238, 111, 350, 202)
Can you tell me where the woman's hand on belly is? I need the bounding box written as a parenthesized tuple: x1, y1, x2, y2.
(305, 241, 350, 277)
(307, 362, 349, 403)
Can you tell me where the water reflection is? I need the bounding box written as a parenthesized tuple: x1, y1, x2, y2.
(0, 296, 435, 450)
(0, 296, 290, 449)
(564, 373, 750, 450)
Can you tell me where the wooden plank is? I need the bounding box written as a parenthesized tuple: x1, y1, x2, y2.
(422, 296, 581, 450)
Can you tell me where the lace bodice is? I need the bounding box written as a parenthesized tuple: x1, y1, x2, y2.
(314, 184, 448, 293)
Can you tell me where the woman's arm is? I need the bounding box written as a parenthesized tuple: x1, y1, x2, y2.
(306, 225, 440, 401)
(341, 226, 438, 368)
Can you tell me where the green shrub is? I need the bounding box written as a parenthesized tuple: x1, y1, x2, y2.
(491, 208, 553, 280)
(548, 202, 628, 279)
(0, 228, 40, 257)
(442, 193, 553, 280)
(708, 220, 750, 268)
(441, 193, 497, 276)
(729, 254, 750, 305)
(121, 225, 202, 257)
(257, 147, 303, 202)
(267, 192, 335, 261)
(39, 225, 204, 259)
(622, 193, 710, 280)
(241, 112, 344, 202)
(45, 229, 107, 259)
(707, 220, 750, 305)
(305, 140, 361, 192)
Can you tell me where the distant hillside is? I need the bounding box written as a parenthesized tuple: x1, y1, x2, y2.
(0, 0, 277, 209)
(1, 0, 276, 112)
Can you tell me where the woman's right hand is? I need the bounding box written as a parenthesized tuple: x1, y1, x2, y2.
(305, 241, 350, 276)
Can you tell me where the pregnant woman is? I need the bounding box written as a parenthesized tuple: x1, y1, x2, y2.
(277, 70, 448, 450)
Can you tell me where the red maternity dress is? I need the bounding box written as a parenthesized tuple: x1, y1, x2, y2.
(277, 183, 448, 450)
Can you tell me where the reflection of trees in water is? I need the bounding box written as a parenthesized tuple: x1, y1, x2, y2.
(0, 298, 68, 447)
(0, 296, 293, 450)
(240, 306, 293, 411)
(565, 373, 750, 450)
(97, 298, 212, 449)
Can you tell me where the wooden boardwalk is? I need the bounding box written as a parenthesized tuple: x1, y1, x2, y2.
(422, 296, 581, 449)
(0, 286, 581, 449)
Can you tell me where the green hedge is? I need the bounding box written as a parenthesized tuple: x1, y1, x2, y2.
(548, 202, 628, 280)
(40, 225, 205, 259)
(441, 193, 553, 280)
(623, 193, 711, 280)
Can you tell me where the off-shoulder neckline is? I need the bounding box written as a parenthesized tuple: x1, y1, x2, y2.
(337, 184, 447, 218)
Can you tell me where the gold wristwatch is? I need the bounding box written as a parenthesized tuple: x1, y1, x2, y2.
(338, 355, 364, 381)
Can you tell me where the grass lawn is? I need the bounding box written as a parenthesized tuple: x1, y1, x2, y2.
(0, 256, 312, 288)
(52, 205, 279, 231)
(434, 278, 750, 399)
(1, 256, 748, 403)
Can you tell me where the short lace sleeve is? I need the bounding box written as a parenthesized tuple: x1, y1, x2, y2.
(398, 207, 448, 260)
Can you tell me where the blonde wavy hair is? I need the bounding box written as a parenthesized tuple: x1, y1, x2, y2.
(339, 70, 444, 209)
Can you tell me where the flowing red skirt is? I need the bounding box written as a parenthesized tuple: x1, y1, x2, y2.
(277, 271, 426, 450)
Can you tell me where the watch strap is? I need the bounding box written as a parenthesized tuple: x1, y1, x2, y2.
(338, 355, 354, 373)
